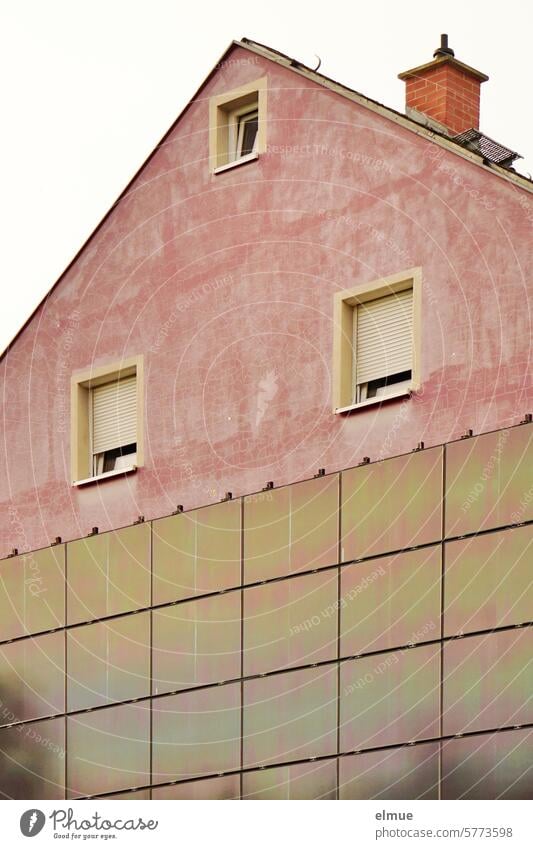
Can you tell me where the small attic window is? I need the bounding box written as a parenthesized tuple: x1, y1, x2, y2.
(209, 77, 267, 173)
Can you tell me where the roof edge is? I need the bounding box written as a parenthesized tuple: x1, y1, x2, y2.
(238, 39, 531, 191)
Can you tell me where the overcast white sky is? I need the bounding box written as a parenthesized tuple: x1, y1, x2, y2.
(1, 0, 532, 354)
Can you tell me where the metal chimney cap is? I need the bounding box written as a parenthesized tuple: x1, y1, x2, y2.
(434, 34, 455, 58)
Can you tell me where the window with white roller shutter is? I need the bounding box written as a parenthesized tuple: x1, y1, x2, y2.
(353, 288, 413, 403)
(71, 354, 143, 485)
(91, 375, 137, 476)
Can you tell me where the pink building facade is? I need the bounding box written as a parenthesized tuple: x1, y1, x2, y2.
(0, 37, 532, 803)
(1, 38, 531, 559)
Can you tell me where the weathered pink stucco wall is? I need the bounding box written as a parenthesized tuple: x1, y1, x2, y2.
(1, 44, 532, 554)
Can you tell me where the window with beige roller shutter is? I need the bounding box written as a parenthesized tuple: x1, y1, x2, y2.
(354, 288, 413, 402)
(91, 375, 137, 475)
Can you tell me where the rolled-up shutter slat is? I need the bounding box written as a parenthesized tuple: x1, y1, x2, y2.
(92, 375, 137, 454)
(355, 289, 413, 385)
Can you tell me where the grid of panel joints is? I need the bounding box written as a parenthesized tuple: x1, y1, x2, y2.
(0, 432, 531, 795)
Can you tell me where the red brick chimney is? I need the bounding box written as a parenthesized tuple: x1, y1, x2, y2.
(398, 35, 488, 136)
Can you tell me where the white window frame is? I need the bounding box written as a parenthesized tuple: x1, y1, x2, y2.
(229, 103, 259, 161)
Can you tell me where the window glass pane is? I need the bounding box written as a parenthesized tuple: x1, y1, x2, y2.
(67, 612, 150, 711)
(152, 500, 241, 605)
(442, 728, 533, 800)
(340, 645, 440, 751)
(0, 717, 65, 799)
(243, 570, 338, 676)
(341, 447, 443, 561)
(152, 774, 240, 799)
(152, 592, 241, 694)
(341, 547, 441, 656)
(243, 759, 337, 799)
(243, 665, 337, 768)
(339, 743, 439, 799)
(443, 628, 533, 735)
(152, 683, 241, 783)
(444, 526, 533, 637)
(0, 546, 65, 641)
(244, 475, 339, 584)
(67, 703, 150, 798)
(67, 524, 150, 625)
(239, 113, 258, 156)
(0, 632, 64, 724)
(445, 424, 533, 537)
